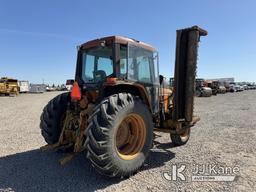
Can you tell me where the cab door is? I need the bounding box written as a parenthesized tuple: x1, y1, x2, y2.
(127, 44, 160, 114)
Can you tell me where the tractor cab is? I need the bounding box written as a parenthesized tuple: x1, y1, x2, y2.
(76, 36, 158, 84)
(75, 36, 160, 113)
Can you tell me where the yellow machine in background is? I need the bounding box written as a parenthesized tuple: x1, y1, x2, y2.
(0, 77, 19, 96)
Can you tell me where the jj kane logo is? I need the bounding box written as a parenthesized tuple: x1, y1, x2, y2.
(163, 163, 240, 182)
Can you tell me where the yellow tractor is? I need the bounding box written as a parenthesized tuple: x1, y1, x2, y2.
(0, 77, 19, 96)
(40, 26, 207, 177)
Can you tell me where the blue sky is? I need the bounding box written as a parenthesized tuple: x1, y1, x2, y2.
(0, 0, 255, 85)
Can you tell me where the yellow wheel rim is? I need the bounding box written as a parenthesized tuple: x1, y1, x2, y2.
(179, 128, 190, 139)
(115, 114, 146, 161)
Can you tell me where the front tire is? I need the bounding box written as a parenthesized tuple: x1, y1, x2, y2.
(40, 92, 69, 144)
(170, 128, 190, 146)
(86, 93, 153, 177)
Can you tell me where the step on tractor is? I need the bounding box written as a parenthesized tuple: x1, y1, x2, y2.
(40, 26, 207, 177)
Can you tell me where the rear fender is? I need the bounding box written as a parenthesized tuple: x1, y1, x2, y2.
(103, 83, 151, 111)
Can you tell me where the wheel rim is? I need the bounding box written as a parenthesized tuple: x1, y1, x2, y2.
(179, 128, 190, 139)
(115, 114, 146, 160)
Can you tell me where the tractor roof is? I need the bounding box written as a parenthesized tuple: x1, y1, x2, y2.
(80, 36, 156, 52)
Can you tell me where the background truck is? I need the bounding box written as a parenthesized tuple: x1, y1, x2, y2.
(195, 78, 212, 97)
(204, 80, 219, 95)
(218, 85, 227, 94)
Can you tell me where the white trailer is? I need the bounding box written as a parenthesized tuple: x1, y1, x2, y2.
(18, 80, 30, 93)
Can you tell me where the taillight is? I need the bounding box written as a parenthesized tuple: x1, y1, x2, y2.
(71, 82, 81, 101)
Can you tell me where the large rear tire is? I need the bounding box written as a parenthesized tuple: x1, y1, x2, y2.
(85, 93, 153, 177)
(40, 92, 69, 144)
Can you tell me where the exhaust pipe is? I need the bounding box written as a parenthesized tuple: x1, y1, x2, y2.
(172, 26, 207, 123)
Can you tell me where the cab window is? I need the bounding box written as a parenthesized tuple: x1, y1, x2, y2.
(127, 45, 154, 84)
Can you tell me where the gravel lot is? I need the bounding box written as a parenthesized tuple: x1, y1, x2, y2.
(0, 91, 255, 192)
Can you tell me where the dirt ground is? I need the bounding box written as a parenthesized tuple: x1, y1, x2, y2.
(0, 91, 255, 192)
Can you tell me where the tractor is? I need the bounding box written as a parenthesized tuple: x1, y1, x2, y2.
(0, 77, 19, 96)
(40, 26, 207, 177)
